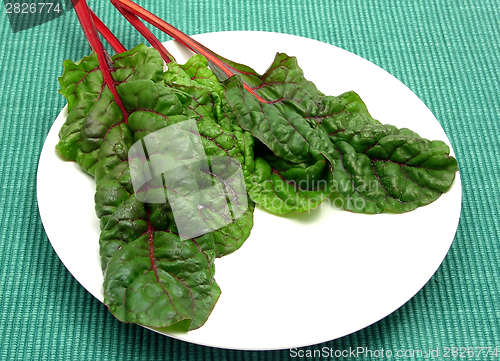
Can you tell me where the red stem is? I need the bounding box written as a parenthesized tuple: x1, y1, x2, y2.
(111, 0, 270, 103)
(110, 0, 173, 64)
(72, 0, 129, 124)
(90, 10, 127, 54)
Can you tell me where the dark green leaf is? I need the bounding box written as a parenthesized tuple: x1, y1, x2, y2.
(314, 94, 458, 213)
(58, 49, 255, 330)
(238, 131, 332, 214)
(56, 44, 164, 174)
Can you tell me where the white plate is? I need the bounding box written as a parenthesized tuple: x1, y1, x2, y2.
(37, 31, 462, 350)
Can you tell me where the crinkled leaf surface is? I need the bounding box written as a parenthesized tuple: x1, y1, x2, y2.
(224, 76, 334, 164)
(102, 62, 232, 329)
(239, 131, 332, 214)
(57, 48, 255, 330)
(120, 55, 254, 255)
(164, 54, 224, 94)
(314, 100, 458, 213)
(220, 52, 457, 213)
(164, 53, 334, 215)
(95, 161, 221, 330)
(57, 52, 103, 162)
(221, 53, 337, 213)
(56, 44, 164, 175)
(162, 56, 255, 255)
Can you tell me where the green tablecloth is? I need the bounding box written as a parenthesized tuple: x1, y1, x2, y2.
(1, 0, 498, 359)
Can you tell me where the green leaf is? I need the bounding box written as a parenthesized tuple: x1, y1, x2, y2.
(58, 52, 102, 113)
(58, 49, 255, 330)
(95, 94, 219, 330)
(220, 53, 337, 213)
(56, 44, 165, 173)
(222, 52, 457, 214)
(97, 168, 221, 330)
(224, 76, 334, 165)
(164, 54, 224, 94)
(314, 96, 459, 213)
(212, 198, 255, 257)
(151, 25, 459, 214)
(121, 57, 254, 255)
(90, 107, 222, 331)
(238, 131, 332, 214)
(57, 52, 103, 161)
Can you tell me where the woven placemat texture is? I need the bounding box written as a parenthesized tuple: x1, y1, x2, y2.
(0, 0, 498, 359)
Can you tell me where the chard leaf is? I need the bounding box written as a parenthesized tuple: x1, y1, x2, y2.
(314, 96, 458, 213)
(221, 52, 457, 214)
(56, 44, 164, 173)
(97, 69, 252, 329)
(58, 48, 256, 330)
(220, 54, 336, 213)
(90, 92, 222, 330)
(106, 2, 458, 215)
(91, 107, 222, 330)
(96, 164, 221, 330)
(98, 51, 257, 326)
(224, 74, 335, 165)
(164, 54, 224, 94)
(120, 58, 254, 254)
(238, 131, 332, 214)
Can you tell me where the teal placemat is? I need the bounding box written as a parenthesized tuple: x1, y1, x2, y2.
(1, 0, 498, 359)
